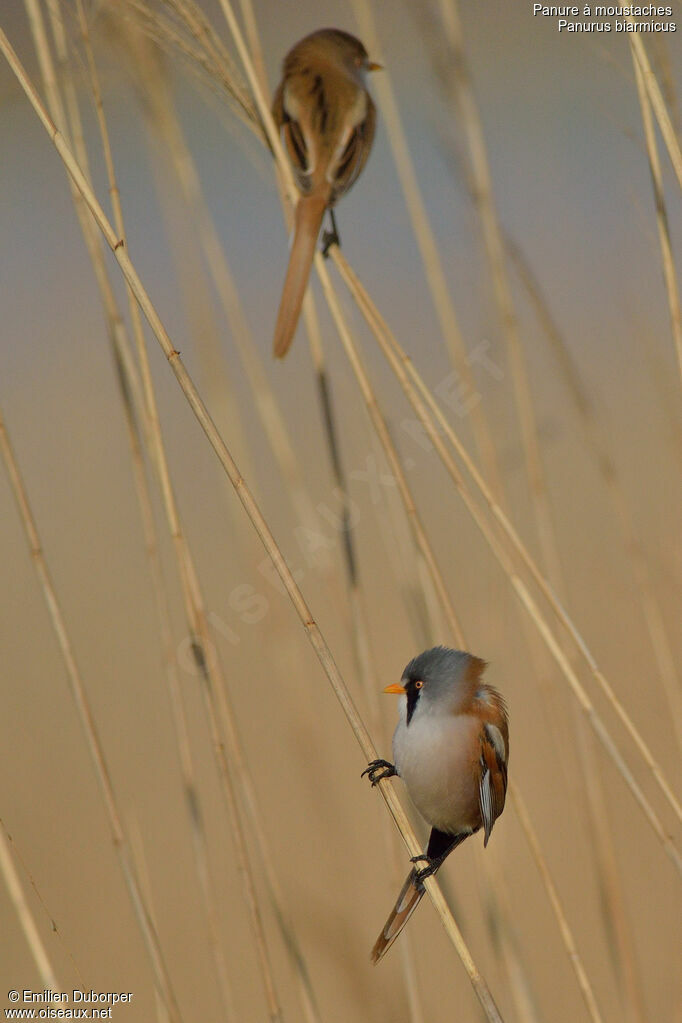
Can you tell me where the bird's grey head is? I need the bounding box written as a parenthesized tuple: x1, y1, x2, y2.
(401, 646, 482, 725)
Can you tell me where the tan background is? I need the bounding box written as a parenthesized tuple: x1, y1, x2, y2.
(0, 1, 680, 1021)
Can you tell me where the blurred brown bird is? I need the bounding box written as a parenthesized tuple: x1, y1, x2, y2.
(271, 28, 380, 358)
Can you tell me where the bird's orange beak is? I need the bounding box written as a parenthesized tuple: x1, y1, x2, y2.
(367, 61, 383, 72)
(383, 682, 406, 694)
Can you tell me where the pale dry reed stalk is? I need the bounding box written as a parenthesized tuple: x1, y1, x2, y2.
(508, 783, 605, 1023)
(343, 6, 602, 1011)
(375, 442, 442, 650)
(109, 21, 325, 1022)
(258, 24, 612, 1016)
(335, 237, 678, 1006)
(102, 9, 424, 1018)
(630, 38, 682, 389)
(206, 10, 508, 1020)
(216, 0, 681, 901)
(0, 30, 506, 1023)
(16, 4, 186, 1017)
(209, 0, 682, 847)
(404, 16, 659, 1012)
(248, 37, 682, 1017)
(299, 288, 383, 703)
(305, 258, 465, 1017)
(649, 35, 680, 135)
(625, 25, 682, 189)
(0, 821, 61, 993)
(331, 250, 682, 870)
(320, 261, 607, 1016)
(313, 255, 467, 646)
(350, 9, 623, 994)
(439, 89, 669, 1010)
(123, 13, 429, 1019)
(348, 0, 505, 501)
(60, 18, 285, 1020)
(570, 707, 648, 1023)
(33, 3, 285, 1016)
(506, 235, 682, 756)
(0, 817, 87, 989)
(499, 234, 671, 1008)
(41, 0, 245, 1012)
(427, 6, 650, 1015)
(481, 854, 543, 1023)
(217, 0, 468, 647)
(128, 818, 176, 1023)
(130, 2, 462, 694)
(5, 6, 678, 1014)
(222, 0, 389, 782)
(220, 0, 469, 649)
(231, 0, 403, 749)
(0, 409, 183, 1023)
(437, 0, 565, 597)
(162, 0, 259, 129)
(124, 0, 240, 105)
(68, 5, 239, 1014)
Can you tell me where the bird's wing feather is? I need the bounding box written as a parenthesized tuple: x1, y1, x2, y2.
(479, 722, 508, 846)
(273, 80, 317, 189)
(330, 97, 376, 201)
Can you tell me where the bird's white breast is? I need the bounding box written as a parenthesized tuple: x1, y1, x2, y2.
(392, 700, 481, 834)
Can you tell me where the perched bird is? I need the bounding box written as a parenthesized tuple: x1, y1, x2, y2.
(271, 28, 380, 358)
(363, 646, 509, 964)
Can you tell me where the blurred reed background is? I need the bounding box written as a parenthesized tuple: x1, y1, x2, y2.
(0, 1, 680, 1021)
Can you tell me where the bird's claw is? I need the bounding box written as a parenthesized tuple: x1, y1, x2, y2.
(410, 855, 437, 890)
(321, 229, 339, 257)
(321, 209, 341, 257)
(362, 759, 397, 786)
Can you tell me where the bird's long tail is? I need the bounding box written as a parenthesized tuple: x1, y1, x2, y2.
(273, 193, 328, 358)
(371, 868, 425, 965)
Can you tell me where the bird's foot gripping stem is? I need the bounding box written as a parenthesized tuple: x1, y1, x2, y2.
(362, 759, 397, 787)
(321, 209, 341, 256)
(410, 855, 438, 890)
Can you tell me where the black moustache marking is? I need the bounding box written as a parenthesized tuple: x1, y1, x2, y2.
(405, 680, 421, 726)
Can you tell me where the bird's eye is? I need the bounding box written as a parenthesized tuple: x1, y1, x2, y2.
(415, 680, 424, 690)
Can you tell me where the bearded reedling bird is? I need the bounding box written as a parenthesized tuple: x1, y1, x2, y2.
(271, 28, 380, 358)
(363, 646, 509, 964)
